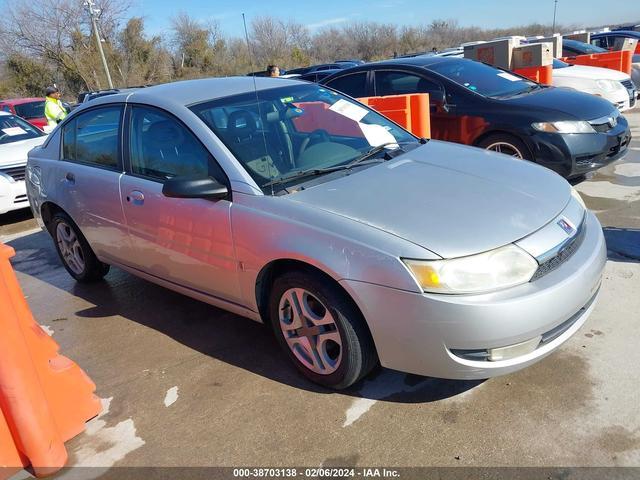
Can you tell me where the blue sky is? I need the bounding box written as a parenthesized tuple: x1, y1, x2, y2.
(128, 0, 638, 37)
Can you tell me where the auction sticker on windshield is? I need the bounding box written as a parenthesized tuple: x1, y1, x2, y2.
(497, 72, 522, 82)
(2, 127, 27, 136)
(329, 99, 369, 122)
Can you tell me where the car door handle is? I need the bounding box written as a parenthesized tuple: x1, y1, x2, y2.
(65, 172, 75, 184)
(126, 190, 145, 206)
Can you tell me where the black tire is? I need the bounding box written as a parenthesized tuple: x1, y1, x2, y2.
(50, 211, 110, 283)
(477, 133, 532, 160)
(269, 270, 378, 389)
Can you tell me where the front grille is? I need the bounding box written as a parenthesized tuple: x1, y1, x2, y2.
(621, 79, 634, 90)
(531, 219, 587, 281)
(0, 165, 26, 181)
(591, 122, 611, 133)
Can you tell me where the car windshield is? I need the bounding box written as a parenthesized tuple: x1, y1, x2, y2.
(190, 83, 418, 193)
(553, 59, 571, 69)
(565, 39, 607, 54)
(426, 60, 538, 99)
(14, 101, 45, 120)
(0, 114, 44, 144)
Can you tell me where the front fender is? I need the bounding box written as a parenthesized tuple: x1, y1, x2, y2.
(230, 193, 433, 311)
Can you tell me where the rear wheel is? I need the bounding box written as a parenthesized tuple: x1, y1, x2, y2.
(477, 133, 531, 160)
(269, 270, 377, 389)
(51, 212, 110, 283)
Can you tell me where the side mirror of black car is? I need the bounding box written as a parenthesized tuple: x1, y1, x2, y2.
(162, 176, 228, 200)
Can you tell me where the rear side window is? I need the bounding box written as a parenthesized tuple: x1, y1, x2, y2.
(14, 101, 45, 120)
(61, 106, 122, 170)
(325, 72, 368, 98)
(374, 71, 441, 96)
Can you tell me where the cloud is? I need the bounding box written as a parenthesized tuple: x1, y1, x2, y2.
(306, 17, 349, 30)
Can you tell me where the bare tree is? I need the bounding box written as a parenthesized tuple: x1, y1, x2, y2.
(0, 0, 130, 92)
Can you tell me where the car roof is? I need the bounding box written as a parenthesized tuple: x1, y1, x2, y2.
(365, 56, 468, 68)
(93, 76, 304, 107)
(0, 97, 44, 105)
(592, 30, 640, 38)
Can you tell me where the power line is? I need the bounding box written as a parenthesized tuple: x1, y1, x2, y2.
(84, 0, 114, 89)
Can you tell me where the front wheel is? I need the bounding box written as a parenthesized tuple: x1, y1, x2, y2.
(269, 271, 377, 389)
(477, 133, 531, 160)
(51, 212, 110, 283)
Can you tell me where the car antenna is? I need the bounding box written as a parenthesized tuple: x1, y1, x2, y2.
(242, 13, 275, 196)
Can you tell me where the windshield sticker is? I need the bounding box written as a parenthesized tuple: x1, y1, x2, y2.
(280, 96, 294, 103)
(497, 72, 522, 82)
(329, 99, 368, 122)
(359, 123, 398, 147)
(1, 127, 27, 136)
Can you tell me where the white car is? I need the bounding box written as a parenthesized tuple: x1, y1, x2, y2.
(0, 111, 47, 215)
(552, 59, 637, 111)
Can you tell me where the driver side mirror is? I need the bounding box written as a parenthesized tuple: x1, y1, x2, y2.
(162, 176, 228, 200)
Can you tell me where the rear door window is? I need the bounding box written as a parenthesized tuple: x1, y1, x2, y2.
(61, 106, 122, 170)
(325, 72, 368, 98)
(374, 71, 441, 96)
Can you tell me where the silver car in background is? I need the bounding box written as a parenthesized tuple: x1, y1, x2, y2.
(26, 77, 606, 389)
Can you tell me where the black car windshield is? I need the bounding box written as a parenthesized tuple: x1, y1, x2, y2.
(190, 83, 418, 193)
(426, 60, 538, 99)
(553, 59, 571, 69)
(14, 101, 45, 120)
(0, 114, 45, 144)
(564, 39, 607, 54)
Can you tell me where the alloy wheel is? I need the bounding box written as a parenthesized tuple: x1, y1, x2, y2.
(56, 221, 85, 275)
(278, 288, 342, 375)
(485, 141, 524, 158)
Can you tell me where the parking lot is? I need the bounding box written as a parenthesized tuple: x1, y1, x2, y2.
(2, 110, 639, 473)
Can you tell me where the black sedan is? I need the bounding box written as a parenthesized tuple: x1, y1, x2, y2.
(321, 56, 631, 179)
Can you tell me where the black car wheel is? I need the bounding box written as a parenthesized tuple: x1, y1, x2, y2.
(478, 133, 532, 160)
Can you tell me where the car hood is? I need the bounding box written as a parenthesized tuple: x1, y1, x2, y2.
(553, 64, 629, 81)
(287, 141, 570, 259)
(0, 136, 47, 167)
(500, 85, 616, 120)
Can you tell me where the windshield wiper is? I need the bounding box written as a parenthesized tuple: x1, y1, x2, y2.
(263, 141, 418, 190)
(262, 165, 351, 189)
(345, 142, 402, 167)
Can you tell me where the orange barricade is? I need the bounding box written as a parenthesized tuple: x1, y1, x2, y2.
(0, 243, 101, 479)
(358, 93, 431, 139)
(560, 51, 632, 75)
(513, 65, 553, 85)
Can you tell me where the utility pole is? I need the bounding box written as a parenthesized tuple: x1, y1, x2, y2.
(552, 0, 559, 34)
(84, 0, 114, 89)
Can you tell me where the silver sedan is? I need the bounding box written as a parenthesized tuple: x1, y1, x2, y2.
(26, 77, 606, 389)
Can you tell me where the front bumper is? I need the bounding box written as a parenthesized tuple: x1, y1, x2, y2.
(0, 177, 29, 215)
(527, 118, 631, 178)
(340, 210, 606, 380)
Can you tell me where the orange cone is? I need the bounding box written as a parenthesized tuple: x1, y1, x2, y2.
(0, 243, 101, 478)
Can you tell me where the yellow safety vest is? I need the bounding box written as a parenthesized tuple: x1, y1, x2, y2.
(44, 97, 67, 127)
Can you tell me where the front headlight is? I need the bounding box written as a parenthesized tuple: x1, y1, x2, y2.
(403, 245, 538, 294)
(596, 79, 624, 93)
(532, 121, 595, 134)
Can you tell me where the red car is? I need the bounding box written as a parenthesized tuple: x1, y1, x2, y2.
(0, 98, 47, 130)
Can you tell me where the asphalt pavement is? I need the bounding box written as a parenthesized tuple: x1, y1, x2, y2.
(2, 110, 639, 477)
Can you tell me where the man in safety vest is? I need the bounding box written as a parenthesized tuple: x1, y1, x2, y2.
(44, 86, 67, 128)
